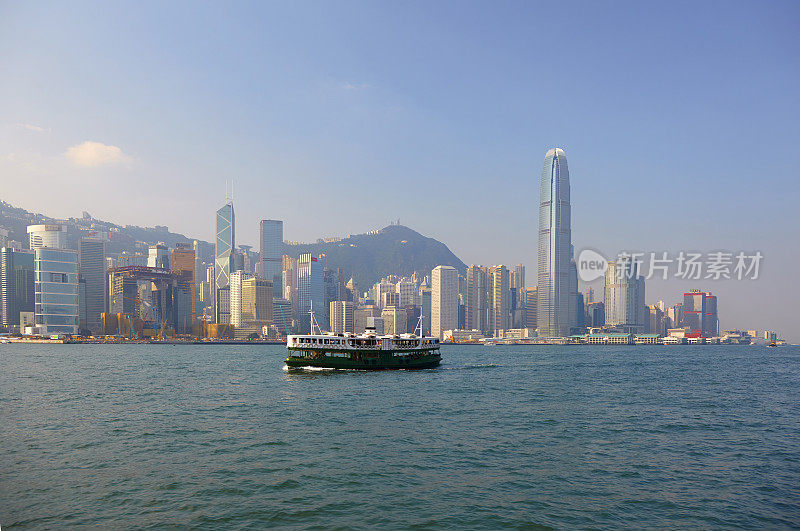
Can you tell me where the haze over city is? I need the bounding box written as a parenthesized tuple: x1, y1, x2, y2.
(1, 1, 798, 340)
(3, 3, 800, 529)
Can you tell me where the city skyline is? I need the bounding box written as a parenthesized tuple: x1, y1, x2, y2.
(1, 1, 798, 340)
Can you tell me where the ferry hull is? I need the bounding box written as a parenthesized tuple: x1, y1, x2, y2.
(285, 353, 441, 370)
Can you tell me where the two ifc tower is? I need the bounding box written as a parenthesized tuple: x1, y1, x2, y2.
(537, 148, 577, 338)
(214, 151, 577, 337)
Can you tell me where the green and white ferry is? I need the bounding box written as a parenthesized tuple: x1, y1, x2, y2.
(285, 309, 441, 370)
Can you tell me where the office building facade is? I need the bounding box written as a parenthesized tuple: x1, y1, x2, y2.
(27, 224, 68, 250)
(524, 286, 538, 330)
(78, 238, 106, 334)
(604, 258, 646, 333)
(537, 148, 572, 337)
(489, 265, 510, 334)
(215, 202, 235, 323)
(298, 253, 325, 333)
(465, 265, 490, 335)
(330, 300, 355, 334)
(431, 265, 458, 339)
(147, 244, 170, 269)
(1, 247, 35, 328)
(259, 220, 283, 298)
(683, 290, 717, 338)
(34, 247, 79, 335)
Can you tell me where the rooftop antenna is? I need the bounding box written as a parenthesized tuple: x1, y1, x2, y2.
(225, 179, 234, 204)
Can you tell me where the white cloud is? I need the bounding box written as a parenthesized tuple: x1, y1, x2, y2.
(17, 123, 51, 133)
(64, 141, 132, 167)
(342, 81, 370, 91)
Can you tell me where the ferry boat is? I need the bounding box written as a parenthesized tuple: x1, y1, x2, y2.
(285, 307, 441, 370)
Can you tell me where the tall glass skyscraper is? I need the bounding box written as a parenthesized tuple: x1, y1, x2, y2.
(537, 148, 572, 338)
(259, 220, 283, 298)
(1, 247, 35, 328)
(78, 237, 106, 334)
(34, 248, 79, 335)
(298, 253, 325, 333)
(215, 202, 235, 323)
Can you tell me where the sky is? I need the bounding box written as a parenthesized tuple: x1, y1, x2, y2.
(1, 1, 799, 340)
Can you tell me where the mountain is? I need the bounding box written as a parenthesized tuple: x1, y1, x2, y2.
(0, 200, 214, 259)
(285, 224, 466, 288)
(0, 201, 466, 288)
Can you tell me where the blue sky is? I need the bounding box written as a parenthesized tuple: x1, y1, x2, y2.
(1, 1, 799, 339)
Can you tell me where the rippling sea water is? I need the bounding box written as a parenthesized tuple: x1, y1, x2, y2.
(1, 343, 798, 528)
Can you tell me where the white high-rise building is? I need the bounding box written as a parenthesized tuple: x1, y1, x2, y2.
(330, 300, 354, 333)
(229, 270, 252, 328)
(147, 244, 170, 269)
(604, 258, 646, 333)
(537, 148, 572, 337)
(489, 265, 510, 334)
(27, 224, 67, 250)
(431, 265, 458, 339)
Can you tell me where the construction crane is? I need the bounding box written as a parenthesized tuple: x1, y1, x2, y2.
(118, 295, 154, 339)
(114, 295, 166, 339)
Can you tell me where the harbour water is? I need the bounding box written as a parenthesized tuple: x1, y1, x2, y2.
(1, 343, 798, 528)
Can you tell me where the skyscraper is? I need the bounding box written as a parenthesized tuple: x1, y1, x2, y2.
(147, 244, 170, 269)
(604, 258, 646, 333)
(330, 300, 354, 333)
(78, 237, 106, 334)
(489, 265, 510, 334)
(537, 148, 572, 337)
(172, 243, 196, 333)
(513, 264, 525, 289)
(259, 220, 283, 298)
(27, 224, 68, 250)
(272, 298, 292, 336)
(524, 286, 538, 330)
(586, 301, 605, 328)
(298, 253, 325, 333)
(395, 278, 418, 307)
(34, 247, 79, 335)
(568, 252, 579, 332)
(381, 305, 408, 335)
(229, 270, 250, 328)
(431, 265, 458, 339)
(215, 202, 235, 323)
(683, 290, 717, 338)
(1, 247, 35, 329)
(465, 265, 490, 334)
(419, 283, 431, 337)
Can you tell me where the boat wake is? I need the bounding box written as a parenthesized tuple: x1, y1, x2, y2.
(444, 363, 500, 371)
(283, 365, 335, 372)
